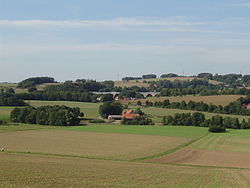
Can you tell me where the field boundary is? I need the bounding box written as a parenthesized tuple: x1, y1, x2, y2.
(130, 133, 209, 161)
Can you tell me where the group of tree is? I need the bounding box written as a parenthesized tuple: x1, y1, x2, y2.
(45, 80, 114, 92)
(121, 116, 154, 125)
(143, 96, 250, 116)
(11, 105, 84, 126)
(162, 112, 250, 132)
(0, 88, 27, 106)
(17, 77, 55, 88)
(122, 77, 142, 81)
(16, 91, 95, 102)
(99, 101, 123, 118)
(160, 73, 179, 78)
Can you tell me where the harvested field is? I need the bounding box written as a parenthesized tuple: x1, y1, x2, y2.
(147, 148, 250, 169)
(0, 153, 250, 188)
(0, 130, 189, 160)
(129, 95, 244, 106)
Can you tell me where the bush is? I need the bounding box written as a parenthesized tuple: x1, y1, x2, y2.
(0, 119, 7, 125)
(89, 119, 106, 123)
(122, 116, 154, 125)
(208, 124, 226, 133)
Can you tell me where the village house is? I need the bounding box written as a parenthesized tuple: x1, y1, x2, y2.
(108, 110, 141, 121)
(123, 110, 140, 120)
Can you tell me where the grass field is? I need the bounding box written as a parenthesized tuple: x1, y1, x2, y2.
(140, 106, 250, 123)
(125, 95, 244, 106)
(0, 107, 15, 119)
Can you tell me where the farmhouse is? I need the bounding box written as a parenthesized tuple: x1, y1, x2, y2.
(123, 110, 140, 120)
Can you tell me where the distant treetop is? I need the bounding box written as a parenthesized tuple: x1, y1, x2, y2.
(160, 73, 179, 78)
(17, 77, 55, 88)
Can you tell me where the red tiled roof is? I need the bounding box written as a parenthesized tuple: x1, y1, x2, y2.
(123, 110, 140, 120)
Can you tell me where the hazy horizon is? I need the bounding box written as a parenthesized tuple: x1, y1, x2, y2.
(1, 0, 250, 82)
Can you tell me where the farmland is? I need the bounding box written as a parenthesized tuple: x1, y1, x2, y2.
(140, 106, 250, 123)
(1, 99, 250, 187)
(123, 95, 244, 106)
(114, 77, 224, 88)
(0, 124, 250, 187)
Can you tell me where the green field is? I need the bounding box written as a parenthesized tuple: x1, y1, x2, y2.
(140, 106, 250, 123)
(63, 124, 207, 138)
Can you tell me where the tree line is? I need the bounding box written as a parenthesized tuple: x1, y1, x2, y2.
(162, 112, 250, 132)
(141, 96, 250, 116)
(11, 105, 84, 126)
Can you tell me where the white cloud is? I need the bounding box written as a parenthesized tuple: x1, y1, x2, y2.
(0, 17, 205, 28)
(237, 3, 250, 7)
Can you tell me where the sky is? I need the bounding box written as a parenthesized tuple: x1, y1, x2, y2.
(0, 0, 250, 82)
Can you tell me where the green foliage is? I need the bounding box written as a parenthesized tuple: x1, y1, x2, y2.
(0, 89, 27, 106)
(28, 87, 37, 93)
(0, 119, 7, 125)
(99, 94, 114, 102)
(122, 116, 154, 125)
(151, 97, 250, 116)
(10, 105, 83, 126)
(160, 73, 179, 78)
(17, 77, 55, 88)
(99, 102, 123, 118)
(142, 74, 157, 79)
(163, 112, 249, 130)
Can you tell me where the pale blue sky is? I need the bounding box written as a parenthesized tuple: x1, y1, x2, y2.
(0, 0, 250, 82)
